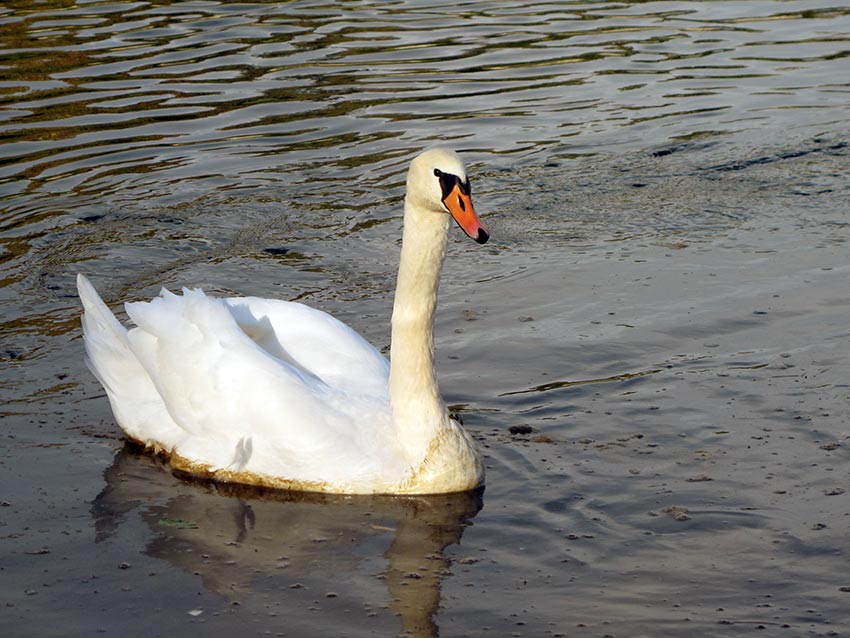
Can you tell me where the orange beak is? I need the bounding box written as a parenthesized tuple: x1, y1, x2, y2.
(443, 184, 489, 244)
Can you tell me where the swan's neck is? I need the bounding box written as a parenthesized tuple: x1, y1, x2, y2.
(389, 198, 451, 465)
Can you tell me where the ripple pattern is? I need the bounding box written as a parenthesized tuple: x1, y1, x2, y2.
(1, 0, 848, 222)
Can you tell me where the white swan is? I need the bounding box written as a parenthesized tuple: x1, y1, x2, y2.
(78, 148, 489, 495)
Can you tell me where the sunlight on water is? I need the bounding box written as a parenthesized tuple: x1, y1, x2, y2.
(1, 0, 847, 219)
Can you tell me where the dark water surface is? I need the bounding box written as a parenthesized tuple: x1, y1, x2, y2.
(2, 1, 849, 636)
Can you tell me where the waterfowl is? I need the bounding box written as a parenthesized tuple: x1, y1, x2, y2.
(78, 148, 489, 494)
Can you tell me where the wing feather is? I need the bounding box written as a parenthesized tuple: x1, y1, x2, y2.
(122, 288, 399, 484)
(224, 296, 389, 397)
(80, 275, 404, 487)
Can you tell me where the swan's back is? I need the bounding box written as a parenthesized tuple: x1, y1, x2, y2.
(224, 296, 389, 397)
(78, 275, 407, 492)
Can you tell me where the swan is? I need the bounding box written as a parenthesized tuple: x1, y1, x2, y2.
(78, 148, 490, 495)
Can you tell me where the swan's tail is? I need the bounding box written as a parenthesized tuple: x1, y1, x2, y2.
(77, 273, 132, 395)
(77, 274, 177, 445)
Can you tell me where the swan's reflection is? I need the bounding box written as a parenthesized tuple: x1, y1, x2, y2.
(92, 446, 482, 637)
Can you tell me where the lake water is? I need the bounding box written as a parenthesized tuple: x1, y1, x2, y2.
(2, 1, 849, 636)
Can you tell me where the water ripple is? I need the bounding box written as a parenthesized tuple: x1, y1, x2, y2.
(3, 4, 850, 637)
(1, 0, 848, 222)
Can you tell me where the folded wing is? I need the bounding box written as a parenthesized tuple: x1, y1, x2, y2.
(79, 275, 403, 487)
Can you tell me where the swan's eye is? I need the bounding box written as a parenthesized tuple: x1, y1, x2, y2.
(436, 171, 456, 200)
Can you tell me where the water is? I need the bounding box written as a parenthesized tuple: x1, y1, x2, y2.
(2, 1, 849, 636)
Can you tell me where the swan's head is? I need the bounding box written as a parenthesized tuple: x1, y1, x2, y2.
(406, 148, 489, 244)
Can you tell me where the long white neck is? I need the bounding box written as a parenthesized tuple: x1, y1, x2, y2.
(389, 197, 451, 465)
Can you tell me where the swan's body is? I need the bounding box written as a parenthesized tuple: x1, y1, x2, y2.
(78, 148, 489, 494)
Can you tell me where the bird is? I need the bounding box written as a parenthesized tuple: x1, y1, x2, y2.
(77, 148, 490, 495)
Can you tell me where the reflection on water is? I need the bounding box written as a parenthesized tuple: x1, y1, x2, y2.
(2, 0, 848, 225)
(93, 448, 482, 638)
